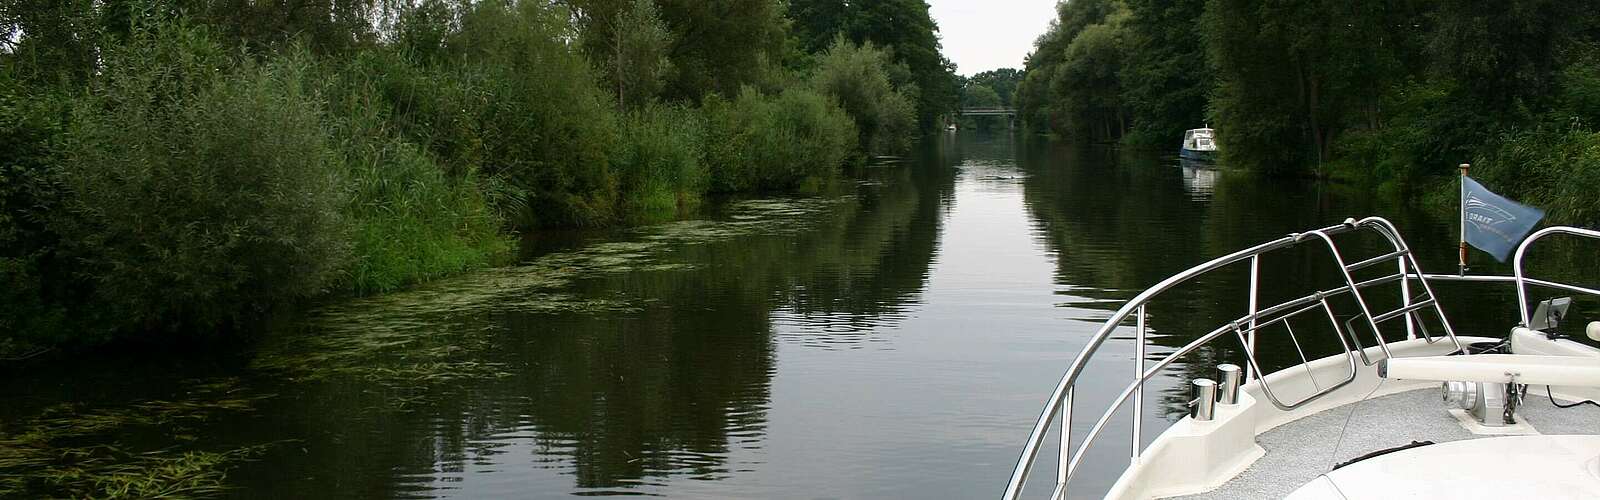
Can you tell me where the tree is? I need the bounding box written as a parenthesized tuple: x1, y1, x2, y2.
(1054, 6, 1130, 142)
(811, 36, 917, 154)
(1015, 0, 1121, 136)
(657, 0, 788, 100)
(1014, 0, 1129, 141)
(1202, 0, 1423, 173)
(592, 0, 673, 111)
(961, 84, 1001, 109)
(1426, 0, 1584, 116)
(968, 68, 1023, 107)
(1119, 0, 1208, 144)
(789, 0, 958, 130)
(571, 0, 787, 102)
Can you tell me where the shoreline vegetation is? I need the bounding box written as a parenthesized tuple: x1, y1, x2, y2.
(0, 0, 958, 353)
(1016, 0, 1600, 226)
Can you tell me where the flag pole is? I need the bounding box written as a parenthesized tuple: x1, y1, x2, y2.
(1458, 163, 1469, 276)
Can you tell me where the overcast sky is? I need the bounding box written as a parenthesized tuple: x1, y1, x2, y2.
(927, 0, 1057, 76)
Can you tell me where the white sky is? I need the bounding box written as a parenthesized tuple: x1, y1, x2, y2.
(926, 0, 1058, 76)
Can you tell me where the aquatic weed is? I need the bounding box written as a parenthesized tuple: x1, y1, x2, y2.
(250, 196, 849, 388)
(0, 380, 271, 499)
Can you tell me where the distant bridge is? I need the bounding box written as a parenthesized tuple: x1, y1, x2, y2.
(959, 107, 1017, 117)
(951, 107, 1019, 129)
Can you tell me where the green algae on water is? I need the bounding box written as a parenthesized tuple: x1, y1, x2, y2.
(0, 380, 270, 499)
(251, 196, 849, 389)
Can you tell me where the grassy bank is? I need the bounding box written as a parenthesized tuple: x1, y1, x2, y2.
(0, 0, 937, 352)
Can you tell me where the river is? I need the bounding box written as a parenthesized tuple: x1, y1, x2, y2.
(1, 132, 1577, 499)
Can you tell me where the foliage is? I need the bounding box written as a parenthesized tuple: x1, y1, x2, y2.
(576, 0, 675, 111)
(964, 68, 1023, 108)
(1007, 0, 1600, 224)
(1472, 126, 1600, 226)
(1052, 5, 1130, 142)
(320, 61, 510, 295)
(1015, 0, 1122, 136)
(789, 0, 958, 130)
(52, 24, 351, 336)
(399, 0, 620, 227)
(0, 77, 70, 348)
(1118, 0, 1208, 146)
(654, 0, 789, 100)
(703, 87, 857, 192)
(811, 36, 918, 155)
(0, 0, 930, 347)
(612, 104, 708, 220)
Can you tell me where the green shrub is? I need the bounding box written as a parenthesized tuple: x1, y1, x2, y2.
(321, 65, 510, 294)
(613, 105, 708, 221)
(392, 1, 620, 228)
(810, 36, 918, 156)
(703, 87, 857, 192)
(53, 25, 350, 336)
(0, 79, 71, 348)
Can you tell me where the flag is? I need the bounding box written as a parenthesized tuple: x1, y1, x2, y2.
(1462, 176, 1544, 262)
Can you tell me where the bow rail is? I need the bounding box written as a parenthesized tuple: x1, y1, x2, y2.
(1002, 216, 1464, 500)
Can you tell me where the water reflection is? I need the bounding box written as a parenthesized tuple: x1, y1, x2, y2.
(1179, 161, 1218, 199)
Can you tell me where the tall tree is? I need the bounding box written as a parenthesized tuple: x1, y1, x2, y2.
(1202, 0, 1422, 172)
(591, 0, 673, 111)
(571, 0, 787, 102)
(812, 36, 918, 154)
(1119, 0, 1208, 144)
(788, 0, 958, 130)
(1426, 0, 1584, 116)
(657, 0, 787, 100)
(1015, 0, 1127, 140)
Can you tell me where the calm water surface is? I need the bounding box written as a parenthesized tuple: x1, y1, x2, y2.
(5, 133, 1572, 499)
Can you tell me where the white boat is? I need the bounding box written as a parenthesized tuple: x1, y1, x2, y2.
(1003, 217, 1600, 499)
(1181, 128, 1217, 162)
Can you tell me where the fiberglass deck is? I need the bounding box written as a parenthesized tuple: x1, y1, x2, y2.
(1168, 387, 1600, 499)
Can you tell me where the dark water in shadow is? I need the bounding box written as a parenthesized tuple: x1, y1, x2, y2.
(2, 132, 1593, 499)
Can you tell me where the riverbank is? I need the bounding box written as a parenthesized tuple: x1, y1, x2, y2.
(1014, 0, 1600, 227)
(0, 1, 952, 354)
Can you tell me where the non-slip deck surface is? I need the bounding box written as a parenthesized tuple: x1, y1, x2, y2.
(1169, 387, 1600, 499)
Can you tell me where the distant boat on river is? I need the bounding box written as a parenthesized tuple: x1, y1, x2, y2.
(1180, 127, 1217, 162)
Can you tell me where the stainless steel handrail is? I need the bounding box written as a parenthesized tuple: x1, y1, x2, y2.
(1514, 227, 1600, 327)
(1001, 217, 1461, 500)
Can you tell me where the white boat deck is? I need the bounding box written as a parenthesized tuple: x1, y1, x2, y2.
(1168, 386, 1600, 499)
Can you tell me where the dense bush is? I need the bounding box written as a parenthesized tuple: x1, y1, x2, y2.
(0, 79, 71, 349)
(53, 26, 350, 335)
(810, 36, 918, 155)
(386, 1, 619, 228)
(613, 105, 708, 220)
(320, 61, 509, 295)
(704, 88, 858, 193)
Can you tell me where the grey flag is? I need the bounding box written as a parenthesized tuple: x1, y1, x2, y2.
(1463, 176, 1544, 262)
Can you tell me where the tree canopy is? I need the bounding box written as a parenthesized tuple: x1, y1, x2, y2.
(789, 0, 959, 130)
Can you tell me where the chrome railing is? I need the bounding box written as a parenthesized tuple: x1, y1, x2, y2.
(1002, 217, 1464, 500)
(1413, 226, 1600, 327)
(1514, 227, 1600, 327)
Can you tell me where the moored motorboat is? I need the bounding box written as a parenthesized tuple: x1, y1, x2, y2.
(1002, 216, 1600, 499)
(1181, 128, 1217, 162)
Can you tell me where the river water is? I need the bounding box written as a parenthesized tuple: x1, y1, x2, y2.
(2, 133, 1581, 499)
